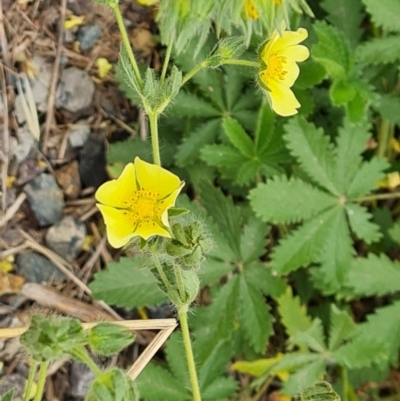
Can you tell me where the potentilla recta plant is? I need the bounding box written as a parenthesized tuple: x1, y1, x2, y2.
(86, 1, 311, 401)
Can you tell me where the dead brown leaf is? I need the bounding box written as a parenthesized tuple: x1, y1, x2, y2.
(0, 270, 25, 296)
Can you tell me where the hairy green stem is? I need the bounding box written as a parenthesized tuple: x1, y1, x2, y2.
(23, 360, 39, 401)
(178, 305, 202, 401)
(152, 254, 173, 293)
(112, 4, 143, 89)
(161, 39, 173, 83)
(173, 264, 187, 303)
(377, 118, 391, 158)
(34, 361, 49, 401)
(71, 346, 102, 377)
(149, 112, 161, 166)
(222, 59, 259, 68)
(351, 192, 400, 203)
(340, 366, 349, 401)
(181, 61, 209, 86)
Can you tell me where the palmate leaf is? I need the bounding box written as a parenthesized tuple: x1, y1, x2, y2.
(362, 0, 400, 32)
(136, 363, 190, 401)
(165, 332, 189, 385)
(176, 119, 220, 166)
(271, 207, 339, 275)
(346, 203, 382, 244)
(90, 258, 164, 308)
(168, 91, 221, 118)
(334, 118, 370, 193)
(240, 216, 269, 264)
(314, 208, 354, 293)
(291, 319, 326, 353)
(312, 21, 352, 81)
(197, 181, 242, 261)
(328, 305, 358, 351)
(222, 117, 254, 158)
(201, 144, 247, 168)
(321, 0, 363, 48)
(375, 95, 400, 126)
(389, 220, 400, 243)
(202, 377, 238, 400)
(239, 275, 274, 353)
(332, 336, 387, 369)
(346, 157, 389, 198)
(249, 176, 337, 224)
(356, 300, 400, 366)
(284, 117, 338, 195)
(198, 259, 233, 286)
(346, 254, 400, 297)
(357, 35, 400, 65)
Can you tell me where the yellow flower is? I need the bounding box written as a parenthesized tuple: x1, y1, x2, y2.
(259, 27, 309, 116)
(95, 157, 184, 247)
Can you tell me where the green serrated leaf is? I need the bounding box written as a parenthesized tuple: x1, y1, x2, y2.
(328, 305, 358, 351)
(346, 203, 382, 244)
(197, 181, 242, 261)
(249, 176, 336, 224)
(295, 59, 327, 89)
(363, 0, 400, 32)
(201, 144, 247, 168)
(165, 332, 189, 386)
(271, 207, 338, 275)
(301, 381, 340, 401)
(346, 254, 400, 296)
(330, 80, 356, 106)
(321, 0, 363, 48)
(135, 363, 190, 401)
(239, 275, 273, 353)
(284, 117, 338, 195)
(240, 216, 269, 264)
(375, 95, 400, 126)
(168, 91, 221, 118)
(312, 21, 352, 80)
(283, 359, 327, 396)
(198, 259, 233, 286)
(346, 157, 389, 198)
(334, 118, 371, 193)
(176, 119, 220, 166)
(107, 137, 152, 165)
(271, 353, 321, 373)
(332, 336, 387, 369)
(357, 300, 400, 366)
(277, 287, 313, 343)
(358, 35, 400, 65)
(222, 117, 254, 158)
(202, 377, 238, 400)
(90, 258, 165, 308)
(389, 220, 400, 243)
(291, 319, 326, 353)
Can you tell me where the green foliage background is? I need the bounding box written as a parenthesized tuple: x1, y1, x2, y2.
(90, 0, 400, 400)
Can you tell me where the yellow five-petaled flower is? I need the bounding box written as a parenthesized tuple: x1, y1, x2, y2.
(95, 157, 184, 248)
(259, 27, 309, 116)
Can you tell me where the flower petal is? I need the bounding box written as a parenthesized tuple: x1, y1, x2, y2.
(135, 157, 181, 197)
(267, 79, 301, 116)
(281, 60, 300, 87)
(280, 44, 310, 63)
(97, 204, 137, 248)
(160, 182, 185, 227)
(271, 28, 308, 54)
(134, 221, 171, 240)
(95, 163, 137, 208)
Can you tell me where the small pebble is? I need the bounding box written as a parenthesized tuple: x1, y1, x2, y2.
(16, 252, 66, 284)
(55, 161, 81, 199)
(0, 373, 25, 400)
(23, 173, 64, 226)
(30, 56, 52, 112)
(45, 216, 86, 261)
(77, 25, 102, 51)
(13, 126, 36, 162)
(69, 362, 95, 398)
(56, 67, 95, 113)
(69, 119, 90, 148)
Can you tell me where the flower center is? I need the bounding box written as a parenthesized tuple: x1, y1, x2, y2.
(123, 190, 162, 221)
(261, 53, 288, 87)
(136, 198, 155, 218)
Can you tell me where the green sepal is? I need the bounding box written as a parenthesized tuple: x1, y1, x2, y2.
(88, 323, 135, 356)
(168, 208, 190, 217)
(0, 390, 14, 401)
(301, 381, 340, 401)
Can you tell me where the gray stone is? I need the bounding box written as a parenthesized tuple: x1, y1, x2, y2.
(13, 126, 36, 162)
(77, 25, 101, 51)
(0, 373, 25, 400)
(69, 362, 95, 398)
(16, 252, 66, 283)
(30, 56, 52, 112)
(69, 119, 90, 148)
(45, 216, 86, 261)
(56, 67, 95, 113)
(14, 94, 26, 125)
(23, 173, 64, 226)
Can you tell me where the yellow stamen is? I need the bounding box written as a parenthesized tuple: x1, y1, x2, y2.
(262, 53, 288, 86)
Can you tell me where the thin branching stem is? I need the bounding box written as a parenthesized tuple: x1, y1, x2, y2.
(351, 192, 400, 203)
(173, 264, 186, 303)
(161, 39, 173, 84)
(23, 360, 39, 401)
(34, 361, 49, 401)
(71, 347, 102, 377)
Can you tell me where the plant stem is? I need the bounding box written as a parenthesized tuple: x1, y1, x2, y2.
(178, 305, 202, 401)
(34, 360, 49, 401)
(152, 253, 173, 293)
(111, 4, 143, 89)
(340, 366, 349, 401)
(23, 360, 39, 401)
(173, 264, 187, 303)
(222, 58, 260, 68)
(161, 39, 173, 84)
(181, 61, 209, 86)
(148, 112, 161, 166)
(377, 118, 391, 158)
(71, 346, 102, 377)
(351, 192, 400, 203)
